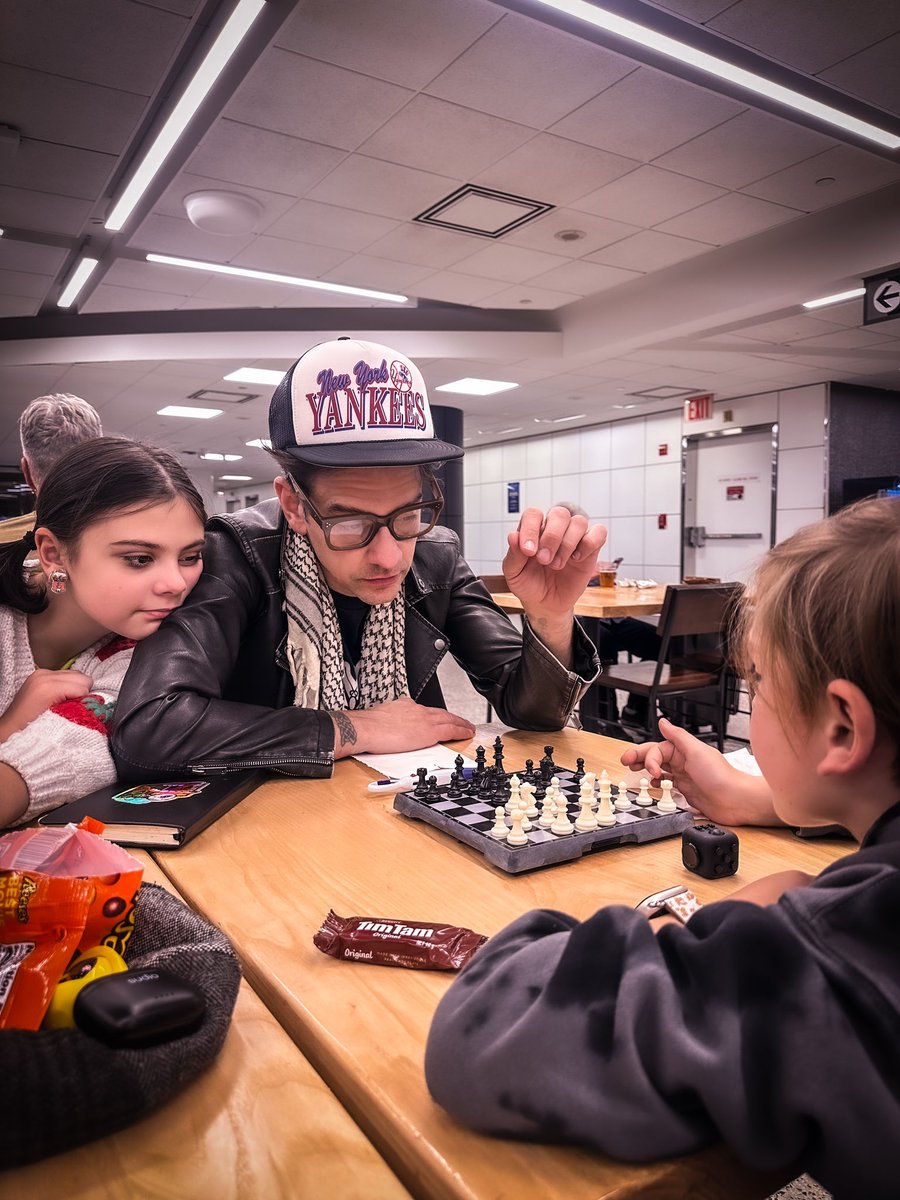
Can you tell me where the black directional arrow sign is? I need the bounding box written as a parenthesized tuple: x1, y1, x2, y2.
(864, 267, 900, 325)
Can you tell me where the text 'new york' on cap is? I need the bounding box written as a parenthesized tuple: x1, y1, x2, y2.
(268, 337, 464, 467)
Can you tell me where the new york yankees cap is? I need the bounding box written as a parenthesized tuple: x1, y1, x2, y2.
(268, 337, 464, 467)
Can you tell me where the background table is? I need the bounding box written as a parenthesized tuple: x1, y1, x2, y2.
(491, 585, 668, 619)
(0, 854, 410, 1200)
(148, 728, 848, 1200)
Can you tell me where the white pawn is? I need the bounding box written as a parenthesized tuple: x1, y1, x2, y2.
(596, 787, 616, 827)
(505, 773, 521, 814)
(507, 805, 529, 847)
(521, 780, 539, 820)
(657, 778, 677, 813)
(517, 796, 533, 832)
(615, 781, 632, 810)
(574, 792, 597, 832)
(489, 806, 509, 840)
(551, 797, 574, 837)
(538, 791, 555, 828)
(636, 776, 653, 806)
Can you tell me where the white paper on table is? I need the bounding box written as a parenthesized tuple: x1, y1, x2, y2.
(724, 747, 763, 776)
(354, 746, 477, 781)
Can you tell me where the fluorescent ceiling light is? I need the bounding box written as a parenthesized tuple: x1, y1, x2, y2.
(157, 405, 223, 419)
(533, 0, 900, 150)
(612, 403, 638, 410)
(221, 474, 252, 481)
(245, 438, 270, 449)
(552, 413, 586, 422)
(105, 0, 266, 231)
(435, 378, 519, 396)
(201, 452, 243, 461)
(496, 426, 523, 434)
(224, 367, 286, 385)
(802, 287, 865, 309)
(57, 257, 99, 308)
(146, 253, 408, 303)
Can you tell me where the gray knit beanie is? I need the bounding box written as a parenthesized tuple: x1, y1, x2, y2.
(0, 882, 241, 1167)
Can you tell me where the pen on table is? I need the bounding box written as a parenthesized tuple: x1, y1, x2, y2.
(367, 768, 475, 794)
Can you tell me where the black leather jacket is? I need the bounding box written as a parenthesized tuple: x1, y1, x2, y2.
(111, 500, 600, 781)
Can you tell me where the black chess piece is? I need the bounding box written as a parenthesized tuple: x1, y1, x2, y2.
(475, 746, 486, 776)
(574, 757, 585, 780)
(454, 754, 464, 774)
(427, 774, 439, 795)
(524, 759, 534, 781)
(540, 756, 552, 783)
(446, 772, 462, 799)
(414, 767, 428, 795)
(544, 744, 555, 767)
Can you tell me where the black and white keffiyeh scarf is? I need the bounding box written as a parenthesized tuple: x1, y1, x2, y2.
(281, 527, 409, 710)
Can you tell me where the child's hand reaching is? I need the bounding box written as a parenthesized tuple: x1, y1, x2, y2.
(0, 668, 93, 740)
(620, 717, 781, 827)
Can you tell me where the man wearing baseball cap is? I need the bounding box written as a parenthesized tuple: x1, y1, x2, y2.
(112, 338, 605, 780)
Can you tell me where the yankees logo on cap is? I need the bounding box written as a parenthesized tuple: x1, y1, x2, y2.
(269, 338, 464, 467)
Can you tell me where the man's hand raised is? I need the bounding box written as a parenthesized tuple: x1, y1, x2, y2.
(503, 506, 607, 620)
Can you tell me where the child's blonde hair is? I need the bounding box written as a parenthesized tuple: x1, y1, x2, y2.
(737, 497, 900, 777)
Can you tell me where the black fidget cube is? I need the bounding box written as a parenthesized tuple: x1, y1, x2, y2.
(682, 822, 739, 878)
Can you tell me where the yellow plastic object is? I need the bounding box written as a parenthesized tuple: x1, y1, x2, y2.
(43, 945, 128, 1029)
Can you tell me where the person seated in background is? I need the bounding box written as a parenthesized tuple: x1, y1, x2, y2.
(112, 338, 605, 782)
(0, 438, 206, 828)
(0, 392, 102, 544)
(424, 496, 900, 1200)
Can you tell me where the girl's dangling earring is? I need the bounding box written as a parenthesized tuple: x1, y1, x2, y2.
(49, 569, 68, 595)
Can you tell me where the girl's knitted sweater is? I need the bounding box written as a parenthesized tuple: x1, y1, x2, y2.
(0, 606, 134, 824)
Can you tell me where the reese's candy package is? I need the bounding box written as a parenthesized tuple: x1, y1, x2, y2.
(314, 910, 487, 971)
(0, 819, 143, 955)
(0, 870, 93, 1030)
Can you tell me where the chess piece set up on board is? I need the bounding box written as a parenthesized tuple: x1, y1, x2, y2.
(410, 739, 678, 848)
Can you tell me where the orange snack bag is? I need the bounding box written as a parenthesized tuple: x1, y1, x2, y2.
(0, 871, 93, 1030)
(0, 821, 143, 956)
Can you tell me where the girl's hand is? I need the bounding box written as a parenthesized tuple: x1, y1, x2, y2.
(0, 668, 93, 740)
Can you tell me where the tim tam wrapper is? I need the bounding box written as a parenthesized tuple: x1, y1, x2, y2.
(314, 910, 487, 971)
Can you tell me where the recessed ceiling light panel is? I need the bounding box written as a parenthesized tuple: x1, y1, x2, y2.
(435, 378, 519, 396)
(157, 405, 223, 419)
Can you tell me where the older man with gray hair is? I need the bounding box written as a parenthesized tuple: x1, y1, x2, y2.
(0, 393, 103, 543)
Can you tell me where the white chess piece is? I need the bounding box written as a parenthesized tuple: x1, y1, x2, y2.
(505, 773, 521, 814)
(615, 781, 631, 810)
(657, 778, 677, 813)
(636, 776, 653, 806)
(574, 792, 598, 832)
(518, 796, 533, 832)
(521, 780, 539, 820)
(488, 806, 509, 840)
(550, 797, 574, 837)
(597, 771, 611, 812)
(507, 805, 529, 846)
(538, 792, 555, 829)
(595, 788, 617, 827)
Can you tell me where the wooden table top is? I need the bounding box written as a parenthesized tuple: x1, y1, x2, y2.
(491, 585, 668, 619)
(148, 728, 849, 1200)
(0, 854, 409, 1200)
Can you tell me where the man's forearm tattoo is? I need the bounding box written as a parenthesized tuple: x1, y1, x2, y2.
(333, 711, 357, 747)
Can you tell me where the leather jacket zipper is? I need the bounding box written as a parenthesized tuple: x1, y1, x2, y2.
(188, 756, 331, 775)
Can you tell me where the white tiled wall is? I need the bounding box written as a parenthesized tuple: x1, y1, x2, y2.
(463, 384, 828, 578)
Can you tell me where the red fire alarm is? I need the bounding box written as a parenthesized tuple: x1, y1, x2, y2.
(658, 514, 667, 530)
(658, 443, 668, 456)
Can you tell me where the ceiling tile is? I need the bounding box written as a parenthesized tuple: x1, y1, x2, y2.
(364, 222, 479, 270)
(264, 200, 399, 252)
(587, 229, 713, 270)
(741, 145, 900, 210)
(503, 208, 642, 257)
(571, 164, 726, 225)
(426, 12, 634, 128)
(550, 66, 745, 162)
(306, 156, 463, 220)
(656, 192, 802, 243)
(81, 284, 192, 314)
(0, 268, 50, 300)
(477, 283, 581, 309)
(403, 270, 505, 305)
(653, 109, 834, 190)
(3, 139, 116, 202)
(0, 239, 66, 275)
(100, 258, 207, 297)
(820, 33, 900, 116)
(2, 0, 189, 94)
(447, 242, 570, 284)
(651, 1, 736, 17)
(225, 49, 414, 152)
(277, 0, 502, 90)
(0, 65, 147, 155)
(708, 0, 900, 74)
(324, 254, 432, 292)
(188, 120, 347, 197)
(127, 212, 255, 259)
(475, 133, 639, 206)
(528, 259, 642, 295)
(738, 313, 845, 342)
(0, 185, 93, 236)
(358, 95, 534, 179)
(231, 235, 349, 278)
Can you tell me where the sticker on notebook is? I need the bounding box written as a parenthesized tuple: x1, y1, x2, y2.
(112, 782, 210, 805)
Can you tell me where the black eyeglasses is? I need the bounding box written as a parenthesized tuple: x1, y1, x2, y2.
(291, 478, 444, 551)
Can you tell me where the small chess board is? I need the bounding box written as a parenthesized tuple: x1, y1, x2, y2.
(392, 762, 693, 875)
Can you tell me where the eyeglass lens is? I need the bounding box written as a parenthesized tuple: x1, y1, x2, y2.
(328, 503, 441, 548)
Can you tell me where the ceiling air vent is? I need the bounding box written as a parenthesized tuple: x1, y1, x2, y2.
(414, 184, 554, 239)
(186, 388, 260, 404)
(627, 386, 699, 400)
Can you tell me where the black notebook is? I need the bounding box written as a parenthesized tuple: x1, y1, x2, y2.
(39, 771, 264, 848)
